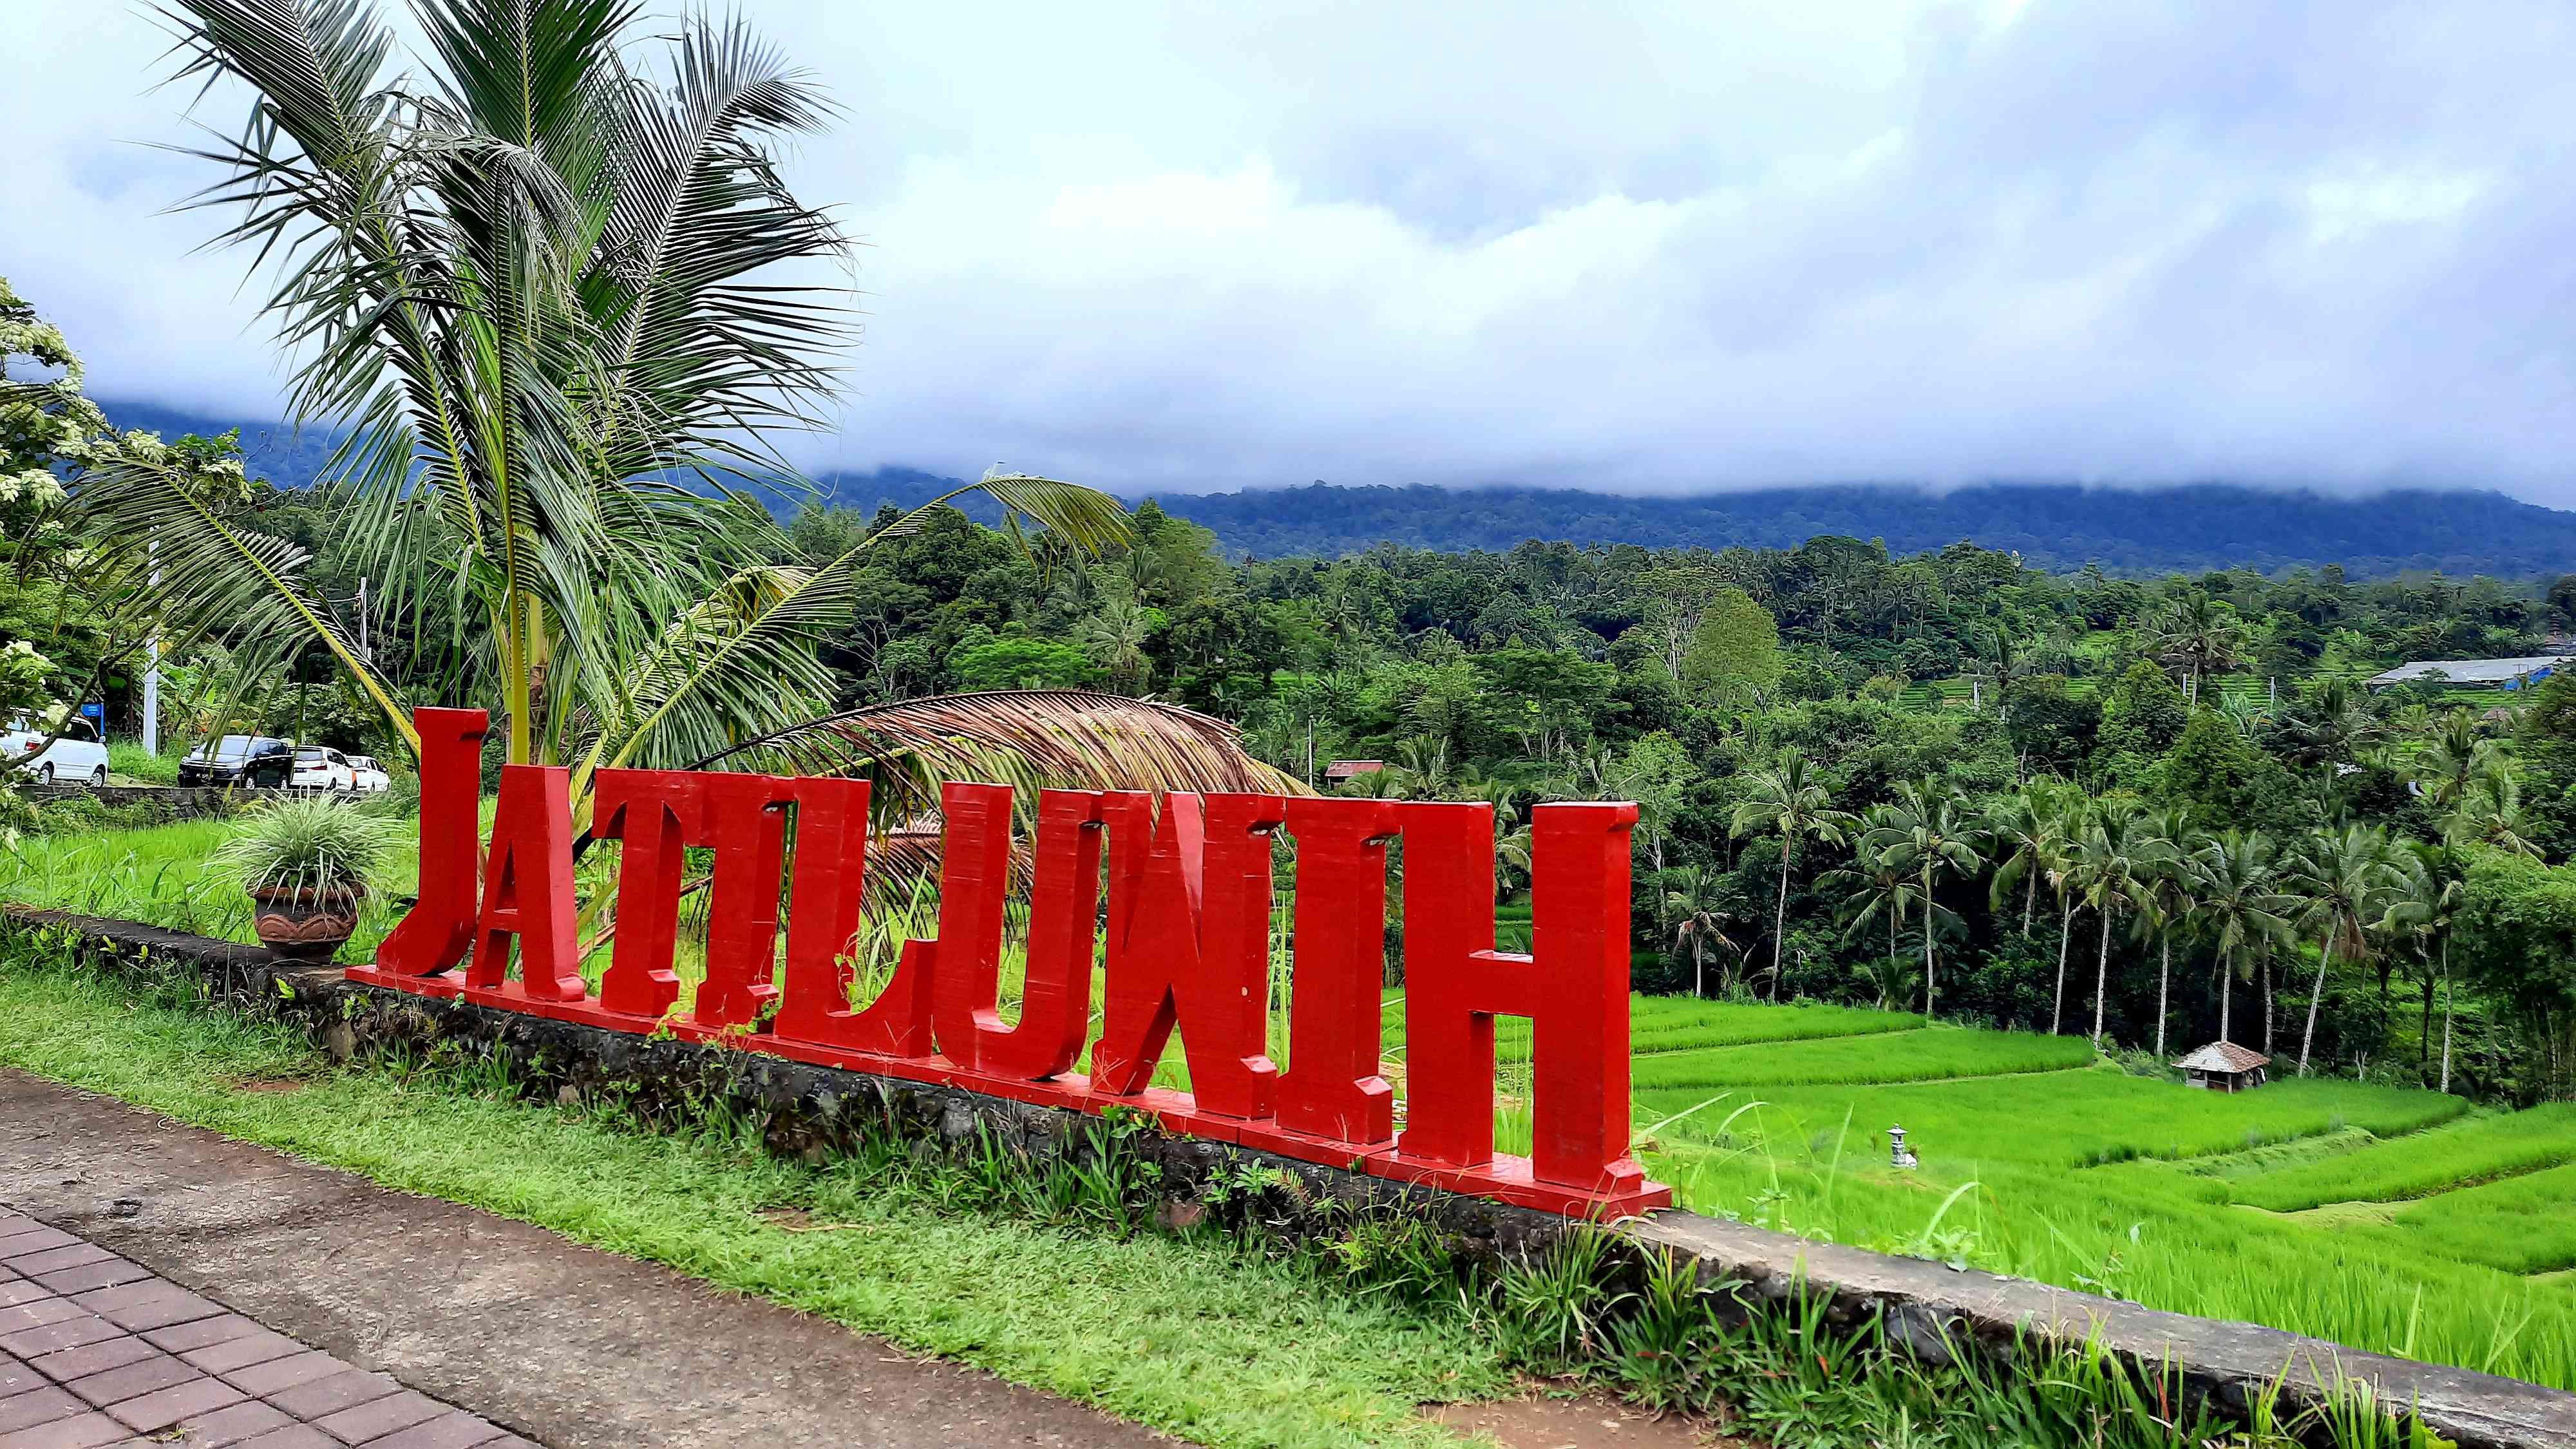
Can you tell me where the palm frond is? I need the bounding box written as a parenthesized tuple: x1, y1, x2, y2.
(695, 690, 1311, 829)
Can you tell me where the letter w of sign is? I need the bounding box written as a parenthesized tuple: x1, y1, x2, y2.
(1086, 791, 1284, 1121)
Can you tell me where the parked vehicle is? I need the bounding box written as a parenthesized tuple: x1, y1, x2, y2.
(3, 715, 110, 787)
(177, 735, 296, 788)
(345, 755, 393, 793)
(291, 744, 360, 792)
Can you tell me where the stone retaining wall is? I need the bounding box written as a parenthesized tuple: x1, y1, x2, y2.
(28, 784, 245, 822)
(6, 906, 2571, 1449)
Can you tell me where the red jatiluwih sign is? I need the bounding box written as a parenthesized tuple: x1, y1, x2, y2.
(352, 708, 1672, 1217)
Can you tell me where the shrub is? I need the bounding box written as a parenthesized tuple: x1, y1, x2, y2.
(207, 795, 402, 898)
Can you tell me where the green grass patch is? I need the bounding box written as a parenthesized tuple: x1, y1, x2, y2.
(2379, 1162, 2576, 1275)
(1628, 1026, 2099, 1090)
(0, 940, 1501, 1448)
(2228, 1104, 2576, 1211)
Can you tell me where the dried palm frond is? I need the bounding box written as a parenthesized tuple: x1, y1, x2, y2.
(696, 690, 1309, 820)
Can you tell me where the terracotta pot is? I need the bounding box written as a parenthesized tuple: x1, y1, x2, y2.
(248, 884, 365, 963)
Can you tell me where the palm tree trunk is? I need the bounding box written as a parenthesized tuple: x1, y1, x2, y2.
(1922, 864, 1937, 1019)
(2093, 907, 2114, 1046)
(2298, 935, 2334, 1076)
(2263, 958, 2275, 1056)
(2219, 957, 2232, 1044)
(2053, 895, 2074, 1034)
(2439, 938, 2455, 1095)
(2420, 969, 2434, 1066)
(1772, 845, 1792, 1003)
(2155, 933, 2170, 1059)
(2022, 873, 2035, 937)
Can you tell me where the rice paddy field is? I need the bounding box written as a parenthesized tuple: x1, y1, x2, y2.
(14, 818, 2576, 1391)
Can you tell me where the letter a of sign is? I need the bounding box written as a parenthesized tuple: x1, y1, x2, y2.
(374, 708, 488, 979)
(468, 764, 583, 1001)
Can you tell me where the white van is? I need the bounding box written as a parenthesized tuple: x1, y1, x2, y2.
(3, 716, 110, 787)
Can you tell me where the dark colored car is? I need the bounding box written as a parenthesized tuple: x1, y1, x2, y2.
(176, 735, 296, 788)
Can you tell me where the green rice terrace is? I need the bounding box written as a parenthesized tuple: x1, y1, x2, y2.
(11, 817, 2576, 1398)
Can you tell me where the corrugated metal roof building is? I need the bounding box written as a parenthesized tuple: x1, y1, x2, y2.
(2365, 657, 2558, 690)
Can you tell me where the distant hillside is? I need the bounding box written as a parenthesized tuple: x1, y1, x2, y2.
(99, 401, 2576, 578)
(1137, 482, 2576, 577)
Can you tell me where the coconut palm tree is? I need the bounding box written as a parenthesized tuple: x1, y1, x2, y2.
(1821, 820, 1915, 974)
(2448, 762, 2544, 858)
(2412, 709, 2496, 813)
(2137, 806, 2204, 1059)
(2189, 829, 2295, 1048)
(1728, 748, 1857, 1001)
(2286, 825, 2410, 1077)
(2383, 841, 2467, 1093)
(83, 0, 1151, 841)
(2148, 591, 2246, 704)
(1662, 866, 1742, 998)
(2072, 800, 2166, 1047)
(1985, 781, 2070, 937)
(1862, 778, 1985, 1019)
(1077, 587, 1157, 691)
(2033, 791, 2088, 1034)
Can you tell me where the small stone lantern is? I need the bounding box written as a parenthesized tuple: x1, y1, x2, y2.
(1888, 1123, 1918, 1171)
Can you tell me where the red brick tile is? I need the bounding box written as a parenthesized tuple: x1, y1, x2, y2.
(264, 1368, 399, 1421)
(0, 1227, 76, 1260)
(66, 1282, 182, 1318)
(65, 1351, 198, 1408)
(98, 1290, 220, 1334)
(234, 1427, 339, 1449)
(32, 1335, 161, 1384)
(0, 1284, 44, 1311)
(173, 1398, 298, 1446)
(0, 1313, 124, 1358)
(0, 1298, 85, 1335)
(0, 1384, 82, 1434)
(30, 1259, 153, 1296)
(182, 1329, 307, 1375)
(146, 1312, 261, 1354)
(365, 1410, 509, 1449)
(312, 1388, 446, 1444)
(0, 1406, 129, 1447)
(0, 1362, 33, 1399)
(222, 1350, 345, 1397)
(2, 1244, 112, 1276)
(103, 1375, 245, 1432)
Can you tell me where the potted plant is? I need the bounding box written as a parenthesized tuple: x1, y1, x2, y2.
(211, 795, 402, 962)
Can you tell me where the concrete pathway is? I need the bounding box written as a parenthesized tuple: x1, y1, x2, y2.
(0, 1208, 526, 1447)
(0, 1070, 1177, 1448)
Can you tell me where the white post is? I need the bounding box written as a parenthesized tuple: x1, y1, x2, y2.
(141, 539, 161, 755)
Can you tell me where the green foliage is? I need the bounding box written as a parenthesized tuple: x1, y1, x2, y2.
(1680, 585, 1781, 704)
(946, 627, 1104, 690)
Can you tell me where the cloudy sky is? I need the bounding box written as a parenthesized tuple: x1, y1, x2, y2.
(6, 1, 2573, 500)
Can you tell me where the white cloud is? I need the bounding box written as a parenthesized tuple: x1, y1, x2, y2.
(5, 0, 2575, 500)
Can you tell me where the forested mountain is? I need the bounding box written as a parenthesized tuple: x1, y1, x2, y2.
(1135, 481, 2576, 578)
(100, 400, 2576, 578)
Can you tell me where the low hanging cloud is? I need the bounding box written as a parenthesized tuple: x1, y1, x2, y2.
(5, 1, 2573, 499)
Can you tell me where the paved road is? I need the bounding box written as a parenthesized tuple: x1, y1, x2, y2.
(0, 1070, 1179, 1448)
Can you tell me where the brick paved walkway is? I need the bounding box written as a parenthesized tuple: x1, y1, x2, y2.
(0, 1208, 529, 1449)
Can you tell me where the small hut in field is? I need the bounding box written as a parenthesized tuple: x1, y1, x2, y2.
(2175, 1041, 2269, 1093)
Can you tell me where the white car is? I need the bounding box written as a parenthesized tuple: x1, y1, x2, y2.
(345, 754, 392, 793)
(3, 715, 110, 787)
(290, 744, 360, 791)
